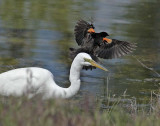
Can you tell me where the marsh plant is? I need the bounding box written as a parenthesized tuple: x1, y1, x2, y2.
(0, 92, 160, 126)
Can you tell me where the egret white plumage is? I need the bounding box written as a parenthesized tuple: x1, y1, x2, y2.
(0, 53, 108, 99)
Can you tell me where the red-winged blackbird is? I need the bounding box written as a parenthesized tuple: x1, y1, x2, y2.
(70, 20, 136, 70)
(72, 20, 136, 59)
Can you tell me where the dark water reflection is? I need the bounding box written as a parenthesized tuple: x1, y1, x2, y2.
(0, 0, 160, 105)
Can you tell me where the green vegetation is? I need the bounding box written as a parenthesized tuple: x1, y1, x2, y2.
(0, 95, 160, 126)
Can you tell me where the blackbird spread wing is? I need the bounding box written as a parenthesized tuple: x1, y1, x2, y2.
(74, 20, 94, 46)
(94, 39, 136, 59)
(74, 20, 136, 59)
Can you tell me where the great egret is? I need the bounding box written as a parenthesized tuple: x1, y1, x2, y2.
(74, 20, 136, 59)
(0, 53, 108, 99)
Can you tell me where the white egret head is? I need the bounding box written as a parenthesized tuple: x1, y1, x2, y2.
(77, 53, 108, 71)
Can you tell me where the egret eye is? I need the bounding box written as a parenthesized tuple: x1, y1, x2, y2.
(84, 58, 91, 62)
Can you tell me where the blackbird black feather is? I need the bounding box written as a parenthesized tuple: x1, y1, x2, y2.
(73, 20, 136, 59)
